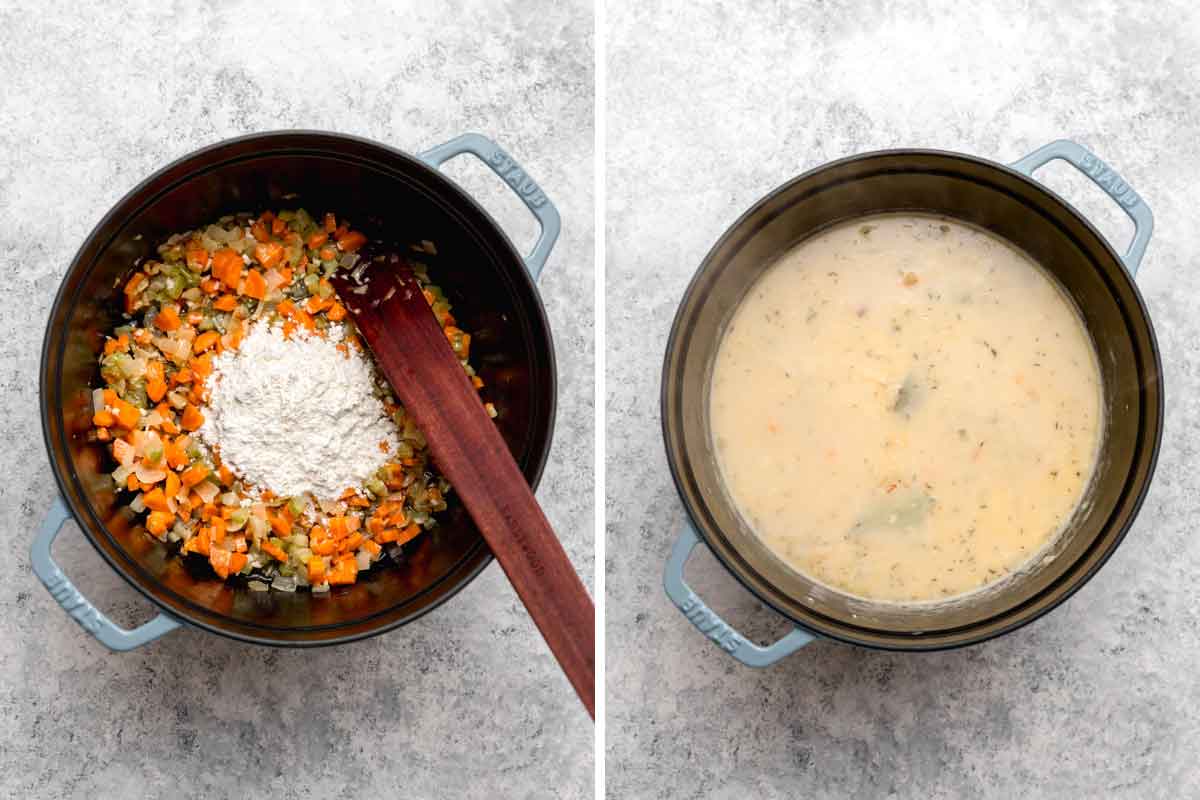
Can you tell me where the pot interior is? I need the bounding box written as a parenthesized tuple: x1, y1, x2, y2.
(43, 133, 555, 644)
(665, 151, 1161, 648)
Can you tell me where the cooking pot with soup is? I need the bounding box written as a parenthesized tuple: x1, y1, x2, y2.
(662, 140, 1162, 660)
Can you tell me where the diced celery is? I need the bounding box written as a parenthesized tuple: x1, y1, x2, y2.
(227, 508, 249, 531)
(286, 495, 305, 517)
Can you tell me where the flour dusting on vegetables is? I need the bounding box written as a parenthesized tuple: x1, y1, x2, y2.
(91, 209, 485, 592)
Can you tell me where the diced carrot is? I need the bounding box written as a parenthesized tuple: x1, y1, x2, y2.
(189, 353, 213, 378)
(185, 246, 208, 270)
(242, 268, 266, 300)
(142, 488, 169, 512)
(366, 516, 385, 536)
(337, 231, 367, 253)
(192, 331, 219, 353)
(333, 223, 348, 240)
(304, 295, 330, 314)
(311, 538, 337, 556)
(328, 555, 357, 585)
(308, 555, 327, 584)
(327, 516, 348, 539)
(154, 305, 180, 332)
(327, 302, 347, 322)
(268, 512, 292, 537)
(471, 376, 484, 389)
(362, 539, 382, 557)
(132, 328, 153, 346)
(146, 510, 173, 536)
(102, 388, 118, 405)
(183, 527, 210, 556)
(124, 272, 145, 298)
(270, 216, 286, 236)
(180, 463, 209, 487)
(323, 212, 337, 232)
(209, 547, 233, 578)
(146, 378, 168, 403)
(318, 247, 336, 262)
(395, 523, 422, 545)
(113, 399, 140, 429)
(181, 403, 204, 431)
(341, 533, 364, 553)
(253, 242, 285, 269)
(165, 437, 189, 469)
(260, 540, 286, 561)
(171, 368, 193, 385)
(200, 278, 221, 294)
(188, 492, 203, 509)
(307, 232, 328, 250)
(218, 464, 235, 487)
(211, 248, 244, 289)
(103, 338, 120, 356)
(250, 220, 269, 243)
(92, 409, 115, 427)
(210, 517, 226, 546)
(165, 471, 181, 499)
(278, 267, 293, 286)
(213, 294, 238, 312)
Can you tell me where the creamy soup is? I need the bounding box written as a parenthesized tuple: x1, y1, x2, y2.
(710, 214, 1103, 603)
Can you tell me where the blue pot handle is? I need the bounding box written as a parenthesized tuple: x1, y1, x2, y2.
(31, 496, 181, 651)
(419, 133, 561, 282)
(664, 522, 814, 667)
(1010, 139, 1153, 276)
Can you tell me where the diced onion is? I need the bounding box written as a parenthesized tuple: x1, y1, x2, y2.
(134, 464, 167, 484)
(92, 388, 106, 414)
(129, 493, 146, 513)
(355, 550, 371, 571)
(271, 575, 297, 593)
(194, 481, 220, 504)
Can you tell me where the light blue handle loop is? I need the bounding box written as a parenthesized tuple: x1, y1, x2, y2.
(1010, 139, 1153, 276)
(419, 133, 561, 282)
(31, 496, 181, 651)
(664, 522, 814, 667)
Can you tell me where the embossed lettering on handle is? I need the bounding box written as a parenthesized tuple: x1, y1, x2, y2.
(677, 590, 744, 654)
(1075, 150, 1142, 210)
(1010, 139, 1153, 276)
(419, 133, 561, 281)
(664, 523, 815, 667)
(487, 147, 549, 209)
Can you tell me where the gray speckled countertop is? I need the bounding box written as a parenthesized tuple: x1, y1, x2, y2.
(607, 1, 1200, 797)
(0, 2, 592, 798)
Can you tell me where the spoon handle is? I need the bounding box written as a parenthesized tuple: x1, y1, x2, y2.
(335, 260, 595, 718)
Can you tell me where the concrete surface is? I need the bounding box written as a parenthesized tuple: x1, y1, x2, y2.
(0, 2, 592, 798)
(607, 1, 1200, 797)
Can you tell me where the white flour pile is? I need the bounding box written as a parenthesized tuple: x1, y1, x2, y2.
(200, 320, 399, 500)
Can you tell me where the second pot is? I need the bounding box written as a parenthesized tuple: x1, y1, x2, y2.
(663, 139, 1162, 661)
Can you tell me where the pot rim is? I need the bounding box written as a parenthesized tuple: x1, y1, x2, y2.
(41, 129, 557, 647)
(661, 146, 1163, 650)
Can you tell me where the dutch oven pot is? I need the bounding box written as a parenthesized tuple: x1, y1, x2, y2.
(35, 131, 560, 649)
(663, 140, 1162, 662)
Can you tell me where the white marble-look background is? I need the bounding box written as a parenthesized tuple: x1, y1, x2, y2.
(607, 1, 1200, 797)
(0, 1, 593, 798)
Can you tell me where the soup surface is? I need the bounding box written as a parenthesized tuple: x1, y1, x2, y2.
(710, 214, 1102, 603)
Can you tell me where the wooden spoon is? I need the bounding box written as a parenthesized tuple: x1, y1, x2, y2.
(332, 251, 595, 718)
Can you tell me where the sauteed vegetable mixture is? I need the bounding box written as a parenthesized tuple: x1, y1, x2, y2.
(89, 209, 487, 592)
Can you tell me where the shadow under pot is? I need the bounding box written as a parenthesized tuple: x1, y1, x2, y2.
(662, 140, 1162, 661)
